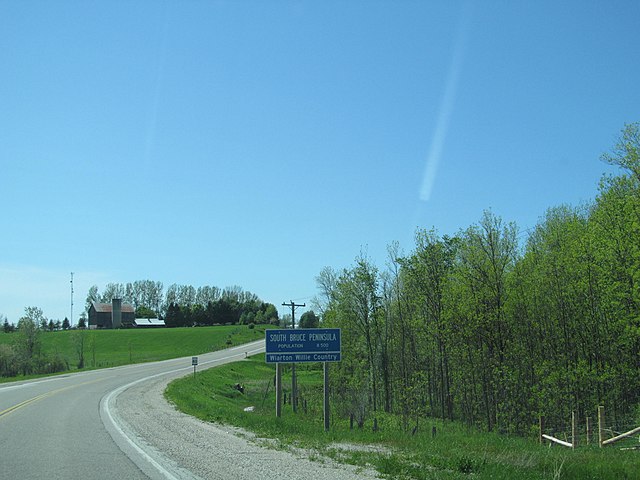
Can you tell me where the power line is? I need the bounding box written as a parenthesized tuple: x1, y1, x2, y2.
(282, 300, 306, 328)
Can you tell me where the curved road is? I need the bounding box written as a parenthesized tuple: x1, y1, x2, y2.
(0, 341, 264, 479)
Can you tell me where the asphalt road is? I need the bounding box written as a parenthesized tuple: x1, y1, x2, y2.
(0, 340, 264, 480)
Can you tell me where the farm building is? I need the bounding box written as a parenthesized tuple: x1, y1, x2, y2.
(133, 318, 165, 328)
(88, 299, 135, 329)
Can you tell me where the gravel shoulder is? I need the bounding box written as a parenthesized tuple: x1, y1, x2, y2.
(114, 368, 381, 480)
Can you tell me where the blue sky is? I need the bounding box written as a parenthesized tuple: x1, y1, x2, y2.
(1, 1, 638, 323)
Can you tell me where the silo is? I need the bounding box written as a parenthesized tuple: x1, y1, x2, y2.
(112, 298, 122, 329)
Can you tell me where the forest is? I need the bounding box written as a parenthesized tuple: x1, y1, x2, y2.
(316, 123, 640, 435)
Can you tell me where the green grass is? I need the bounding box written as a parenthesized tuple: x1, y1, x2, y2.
(0, 326, 266, 383)
(166, 355, 640, 480)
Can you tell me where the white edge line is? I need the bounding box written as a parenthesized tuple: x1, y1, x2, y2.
(100, 343, 264, 480)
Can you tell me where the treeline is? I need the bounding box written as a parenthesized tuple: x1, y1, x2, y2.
(87, 282, 279, 326)
(164, 300, 278, 327)
(318, 123, 640, 435)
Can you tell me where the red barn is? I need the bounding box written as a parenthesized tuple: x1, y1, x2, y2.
(88, 299, 135, 329)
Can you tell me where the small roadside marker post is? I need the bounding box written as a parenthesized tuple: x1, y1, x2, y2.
(192, 356, 198, 378)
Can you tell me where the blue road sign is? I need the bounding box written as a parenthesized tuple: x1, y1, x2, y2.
(265, 328, 341, 363)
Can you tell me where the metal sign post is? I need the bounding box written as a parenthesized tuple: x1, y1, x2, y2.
(275, 363, 282, 418)
(192, 356, 198, 378)
(324, 361, 330, 431)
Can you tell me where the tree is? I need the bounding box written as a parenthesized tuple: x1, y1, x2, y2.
(601, 122, 640, 181)
(21, 307, 46, 331)
(77, 313, 87, 329)
(239, 311, 255, 325)
(401, 230, 459, 422)
(196, 285, 221, 306)
(262, 303, 278, 324)
(16, 310, 42, 375)
(165, 303, 189, 327)
(100, 283, 125, 303)
(207, 299, 239, 325)
(0, 343, 19, 376)
(590, 157, 640, 418)
(71, 329, 86, 369)
(130, 280, 164, 313)
(311, 123, 640, 436)
(191, 304, 207, 326)
(454, 211, 518, 431)
(280, 314, 292, 328)
(135, 306, 156, 319)
(312, 266, 338, 317)
(299, 311, 319, 329)
(62, 317, 70, 330)
(86, 285, 99, 312)
(163, 284, 179, 316)
(514, 205, 594, 429)
(333, 254, 383, 412)
(2, 315, 14, 333)
(176, 285, 197, 307)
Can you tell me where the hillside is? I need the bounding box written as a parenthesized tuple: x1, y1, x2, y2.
(0, 325, 265, 382)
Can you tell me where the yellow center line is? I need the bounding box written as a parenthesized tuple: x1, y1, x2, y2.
(0, 377, 111, 420)
(0, 392, 51, 417)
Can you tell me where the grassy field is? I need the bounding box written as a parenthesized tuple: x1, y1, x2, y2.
(166, 355, 640, 480)
(0, 325, 266, 382)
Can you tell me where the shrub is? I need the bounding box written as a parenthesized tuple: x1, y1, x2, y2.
(0, 344, 19, 377)
(40, 354, 69, 374)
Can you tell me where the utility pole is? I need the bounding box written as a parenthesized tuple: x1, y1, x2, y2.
(282, 300, 305, 413)
(70, 272, 74, 328)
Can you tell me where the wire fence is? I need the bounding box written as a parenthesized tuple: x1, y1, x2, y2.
(540, 406, 640, 449)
